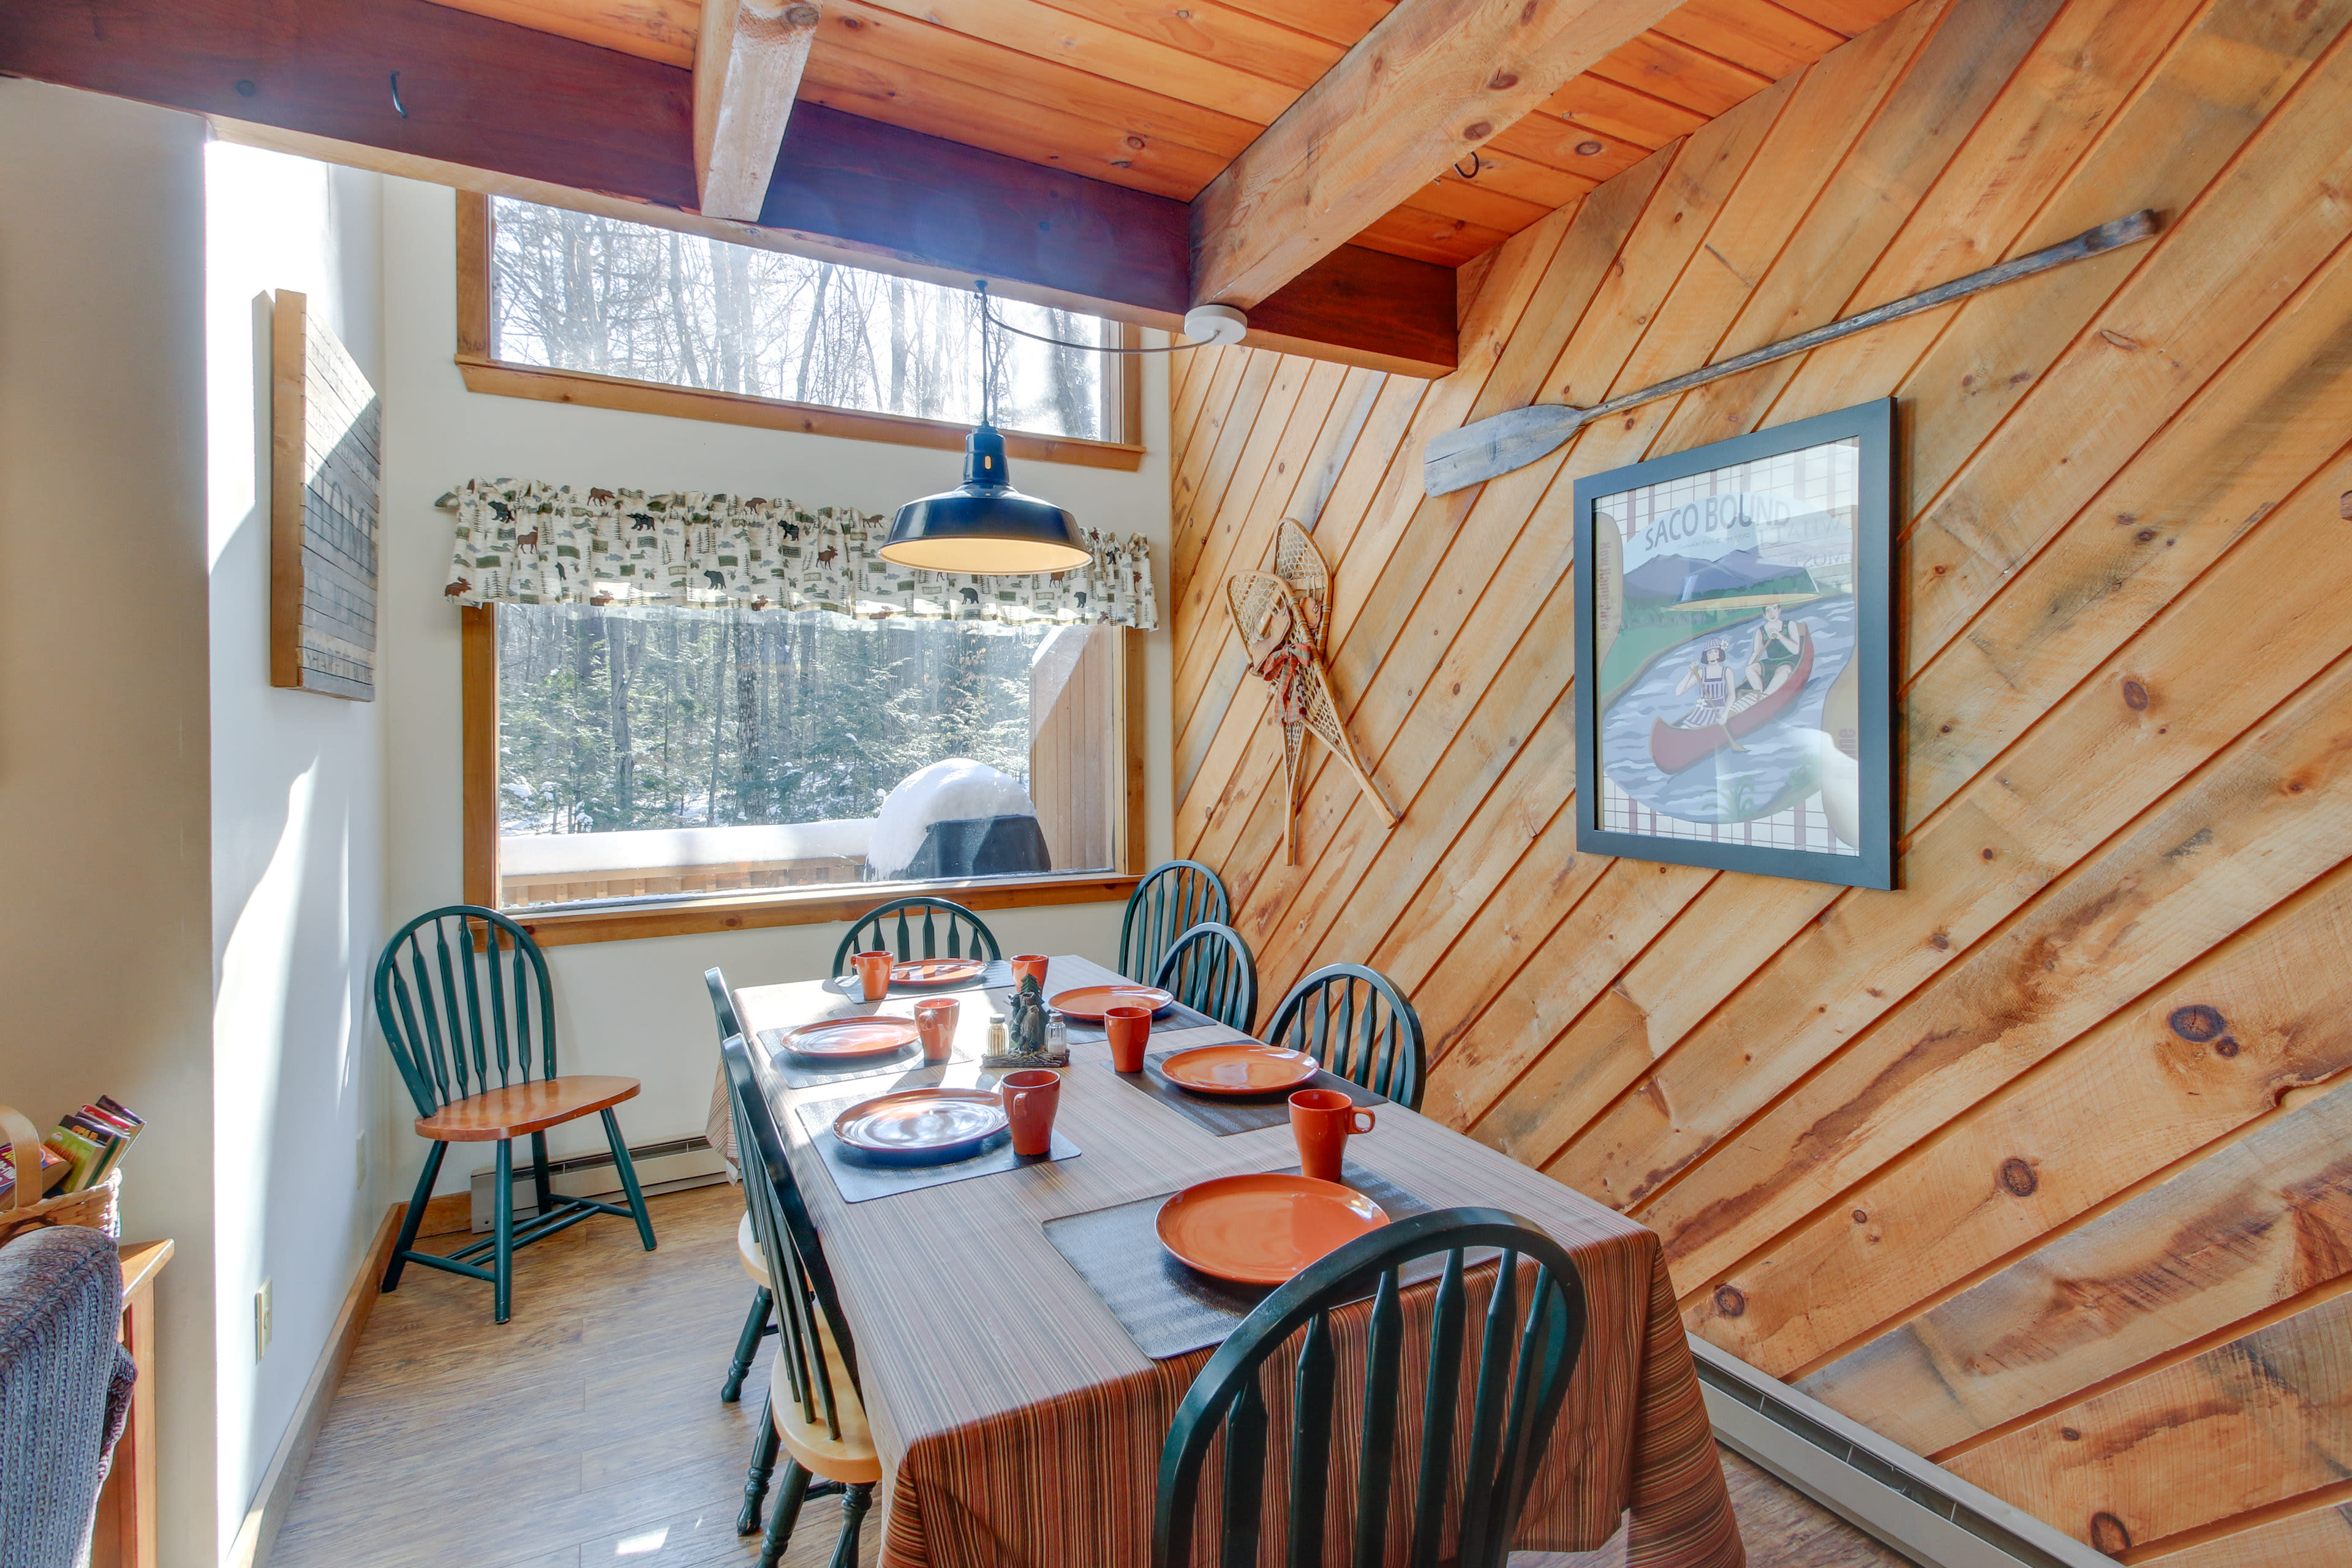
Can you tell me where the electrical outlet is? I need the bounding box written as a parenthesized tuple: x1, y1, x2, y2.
(255, 1278, 273, 1361)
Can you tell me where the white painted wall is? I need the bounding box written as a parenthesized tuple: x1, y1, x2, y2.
(0, 80, 220, 1568)
(376, 179, 1177, 1189)
(203, 142, 390, 1556)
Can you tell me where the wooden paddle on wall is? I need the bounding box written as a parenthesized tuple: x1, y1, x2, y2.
(1422, 209, 2160, 497)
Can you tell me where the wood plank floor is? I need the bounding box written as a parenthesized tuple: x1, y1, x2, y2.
(274, 1185, 1918, 1568)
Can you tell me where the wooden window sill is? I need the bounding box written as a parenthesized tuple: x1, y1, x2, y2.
(504, 871, 1140, 947)
(454, 355, 1148, 472)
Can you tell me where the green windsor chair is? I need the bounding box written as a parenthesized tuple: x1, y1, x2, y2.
(1118, 860, 1231, 983)
(1154, 1207, 1588, 1568)
(1153, 921, 1259, 1035)
(706, 967, 780, 1406)
(723, 1033, 878, 1568)
(829, 896, 1000, 974)
(374, 905, 656, 1324)
(1262, 962, 1428, 1110)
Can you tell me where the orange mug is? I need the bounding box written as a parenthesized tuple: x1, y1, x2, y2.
(1001, 1068, 1062, 1157)
(1289, 1088, 1375, 1183)
(1104, 1005, 1152, 1073)
(1010, 954, 1050, 988)
(853, 949, 892, 1003)
(914, 997, 960, 1064)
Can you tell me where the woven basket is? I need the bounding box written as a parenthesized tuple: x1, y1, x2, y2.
(0, 1103, 119, 1248)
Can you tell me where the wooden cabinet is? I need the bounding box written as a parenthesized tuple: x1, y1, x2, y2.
(89, 1239, 170, 1568)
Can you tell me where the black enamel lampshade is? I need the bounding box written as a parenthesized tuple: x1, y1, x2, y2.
(880, 424, 1091, 574)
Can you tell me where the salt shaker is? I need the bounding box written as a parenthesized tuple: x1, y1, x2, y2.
(1045, 1012, 1068, 1055)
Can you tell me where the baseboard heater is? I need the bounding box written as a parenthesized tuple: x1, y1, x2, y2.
(468, 1134, 729, 1233)
(1691, 1336, 2110, 1568)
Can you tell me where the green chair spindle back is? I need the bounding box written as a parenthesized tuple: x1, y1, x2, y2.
(722, 1034, 862, 1439)
(1153, 922, 1259, 1036)
(1154, 1208, 1587, 1568)
(1263, 963, 1427, 1111)
(1118, 861, 1231, 984)
(706, 966, 744, 1046)
(830, 897, 1001, 974)
(375, 905, 559, 1121)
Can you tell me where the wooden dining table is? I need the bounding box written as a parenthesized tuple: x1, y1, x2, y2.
(735, 953, 1743, 1568)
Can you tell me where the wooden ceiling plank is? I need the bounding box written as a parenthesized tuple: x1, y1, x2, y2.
(1430, 154, 1601, 216)
(1488, 110, 1658, 182)
(797, 48, 1229, 197)
(1406, 176, 1558, 236)
(1031, 0, 1347, 92)
(1654, 0, 1849, 81)
(1776, 0, 1918, 33)
(818, 0, 1264, 158)
(1588, 31, 1779, 118)
(1539, 71, 1711, 146)
(844, 0, 1303, 123)
(417, 0, 699, 66)
(695, 0, 823, 221)
(1197, 0, 1396, 48)
(1189, 0, 1688, 309)
(1346, 208, 1515, 268)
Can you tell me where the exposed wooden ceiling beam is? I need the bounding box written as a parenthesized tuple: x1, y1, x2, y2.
(0, 0, 1456, 376)
(695, 0, 823, 222)
(1189, 0, 1688, 309)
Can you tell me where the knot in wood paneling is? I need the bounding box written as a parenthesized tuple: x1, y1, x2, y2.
(2122, 678, 2150, 710)
(1713, 1284, 1746, 1317)
(1999, 1158, 2038, 1197)
(2168, 1004, 2227, 1042)
(2090, 1512, 2133, 1555)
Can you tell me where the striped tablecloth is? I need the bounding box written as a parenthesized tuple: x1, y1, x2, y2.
(736, 954, 1743, 1568)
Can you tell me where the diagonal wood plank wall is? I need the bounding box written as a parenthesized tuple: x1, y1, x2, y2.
(1168, 0, 2352, 1558)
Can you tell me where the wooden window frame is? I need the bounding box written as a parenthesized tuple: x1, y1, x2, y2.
(463, 605, 1145, 947)
(454, 192, 1147, 472)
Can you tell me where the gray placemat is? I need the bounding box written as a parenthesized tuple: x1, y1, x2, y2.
(1055, 997, 1224, 1042)
(793, 1087, 1080, 1204)
(1110, 1050, 1389, 1136)
(758, 1025, 980, 1091)
(821, 957, 1012, 1001)
(1042, 1163, 1435, 1360)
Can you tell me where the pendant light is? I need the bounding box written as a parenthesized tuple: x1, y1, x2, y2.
(881, 282, 1091, 574)
(880, 284, 1249, 576)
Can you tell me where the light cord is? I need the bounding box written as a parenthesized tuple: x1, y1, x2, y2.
(973, 279, 1211, 355)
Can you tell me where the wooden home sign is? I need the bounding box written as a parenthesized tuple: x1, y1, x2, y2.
(270, 290, 380, 701)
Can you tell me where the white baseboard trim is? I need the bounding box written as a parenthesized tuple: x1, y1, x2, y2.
(1692, 1336, 2109, 1568)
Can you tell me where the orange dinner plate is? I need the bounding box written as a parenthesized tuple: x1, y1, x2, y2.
(1050, 984, 1175, 1021)
(1158, 1044, 1319, 1098)
(777, 1017, 922, 1060)
(1156, 1173, 1389, 1286)
(892, 957, 989, 987)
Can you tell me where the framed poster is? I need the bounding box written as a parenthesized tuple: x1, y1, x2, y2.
(1572, 398, 1893, 889)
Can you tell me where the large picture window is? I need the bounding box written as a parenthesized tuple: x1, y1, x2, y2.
(453, 192, 1143, 469)
(469, 605, 1140, 938)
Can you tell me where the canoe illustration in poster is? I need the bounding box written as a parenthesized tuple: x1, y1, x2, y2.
(1589, 434, 1863, 858)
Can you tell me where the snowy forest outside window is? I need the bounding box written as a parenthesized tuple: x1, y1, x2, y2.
(475, 195, 1134, 447)
(488, 605, 1129, 911)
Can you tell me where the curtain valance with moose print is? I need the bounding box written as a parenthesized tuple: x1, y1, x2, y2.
(437, 478, 1158, 630)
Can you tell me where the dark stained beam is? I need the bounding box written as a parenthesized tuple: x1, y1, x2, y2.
(0, 0, 1458, 375)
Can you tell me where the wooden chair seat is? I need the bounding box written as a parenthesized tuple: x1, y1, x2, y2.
(768, 1321, 881, 1485)
(413, 1075, 641, 1141)
(737, 1213, 771, 1291)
